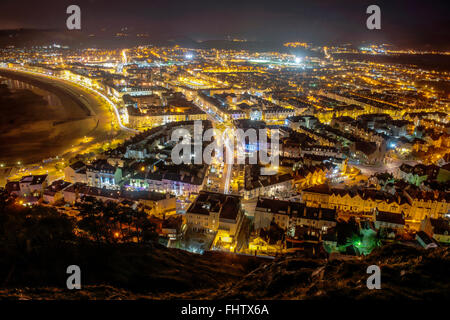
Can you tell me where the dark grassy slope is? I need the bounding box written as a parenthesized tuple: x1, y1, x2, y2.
(0, 243, 448, 300)
(0, 241, 265, 295)
(202, 243, 450, 300)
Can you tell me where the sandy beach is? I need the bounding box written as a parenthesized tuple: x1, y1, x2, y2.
(0, 69, 114, 166)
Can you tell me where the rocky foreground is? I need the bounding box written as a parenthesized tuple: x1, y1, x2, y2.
(0, 243, 448, 300)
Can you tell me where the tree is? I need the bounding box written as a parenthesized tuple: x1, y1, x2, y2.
(75, 197, 158, 244)
(336, 217, 360, 246)
(0, 201, 74, 250)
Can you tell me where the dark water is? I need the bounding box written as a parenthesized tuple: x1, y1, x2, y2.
(1, 77, 63, 107)
(0, 73, 97, 167)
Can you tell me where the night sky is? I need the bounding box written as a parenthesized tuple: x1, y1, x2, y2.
(0, 0, 449, 47)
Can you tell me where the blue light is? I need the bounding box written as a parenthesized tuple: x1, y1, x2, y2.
(246, 144, 259, 152)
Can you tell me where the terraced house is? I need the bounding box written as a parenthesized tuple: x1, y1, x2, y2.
(302, 184, 409, 216)
(403, 189, 450, 221)
(302, 184, 450, 223)
(86, 159, 122, 189)
(254, 197, 337, 232)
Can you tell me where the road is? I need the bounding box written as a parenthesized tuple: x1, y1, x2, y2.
(154, 80, 237, 194)
(184, 91, 235, 194)
(221, 126, 235, 194)
(350, 158, 419, 176)
(203, 122, 234, 194)
(0, 67, 137, 133)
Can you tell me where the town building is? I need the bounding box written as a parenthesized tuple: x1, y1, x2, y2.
(420, 217, 450, 244)
(64, 161, 87, 184)
(186, 191, 244, 239)
(254, 197, 337, 232)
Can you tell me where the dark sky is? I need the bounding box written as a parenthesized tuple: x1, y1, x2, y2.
(0, 0, 449, 47)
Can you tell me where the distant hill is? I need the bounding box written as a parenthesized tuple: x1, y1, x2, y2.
(0, 29, 314, 54)
(0, 29, 84, 48)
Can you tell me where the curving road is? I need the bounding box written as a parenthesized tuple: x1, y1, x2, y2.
(0, 67, 137, 133)
(0, 67, 136, 167)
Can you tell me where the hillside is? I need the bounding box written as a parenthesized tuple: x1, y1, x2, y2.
(1, 243, 448, 300)
(0, 241, 265, 296)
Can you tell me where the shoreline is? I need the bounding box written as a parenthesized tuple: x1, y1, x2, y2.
(0, 69, 94, 117)
(0, 69, 114, 168)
